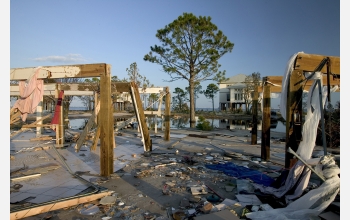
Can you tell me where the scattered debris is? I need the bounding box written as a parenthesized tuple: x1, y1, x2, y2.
(76, 203, 100, 215)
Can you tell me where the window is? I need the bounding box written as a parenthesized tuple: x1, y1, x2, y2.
(226, 94, 230, 101)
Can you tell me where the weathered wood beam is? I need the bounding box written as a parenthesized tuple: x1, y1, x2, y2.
(74, 102, 100, 152)
(21, 114, 53, 128)
(257, 74, 340, 93)
(10, 84, 165, 96)
(294, 53, 340, 75)
(10, 63, 107, 80)
(251, 85, 258, 145)
(130, 82, 152, 152)
(164, 87, 171, 141)
(10, 190, 113, 220)
(99, 64, 114, 176)
(285, 70, 304, 168)
(261, 80, 271, 161)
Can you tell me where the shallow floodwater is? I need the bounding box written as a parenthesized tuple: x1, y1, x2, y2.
(69, 117, 286, 133)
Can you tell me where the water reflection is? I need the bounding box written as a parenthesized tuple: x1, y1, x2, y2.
(69, 116, 285, 133)
(218, 119, 280, 130)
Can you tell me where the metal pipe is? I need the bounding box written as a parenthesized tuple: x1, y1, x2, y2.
(287, 147, 326, 182)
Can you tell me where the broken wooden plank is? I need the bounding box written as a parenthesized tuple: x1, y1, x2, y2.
(74, 102, 100, 152)
(10, 190, 114, 220)
(91, 125, 101, 151)
(21, 114, 53, 128)
(10, 110, 22, 124)
(10, 63, 107, 80)
(30, 136, 53, 141)
(11, 173, 41, 181)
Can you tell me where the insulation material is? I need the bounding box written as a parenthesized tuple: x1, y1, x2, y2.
(279, 52, 302, 120)
(246, 156, 340, 220)
(11, 67, 44, 121)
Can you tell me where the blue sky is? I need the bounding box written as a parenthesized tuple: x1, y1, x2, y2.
(9, 0, 341, 109)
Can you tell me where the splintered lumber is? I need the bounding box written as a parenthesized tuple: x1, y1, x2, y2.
(21, 114, 53, 128)
(10, 110, 22, 124)
(74, 102, 100, 152)
(11, 173, 41, 181)
(10, 190, 114, 220)
(30, 136, 53, 141)
(91, 125, 101, 151)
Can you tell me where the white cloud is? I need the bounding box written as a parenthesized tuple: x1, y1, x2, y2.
(33, 54, 87, 63)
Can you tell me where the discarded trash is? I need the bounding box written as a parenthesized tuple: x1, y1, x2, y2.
(76, 204, 100, 215)
(236, 179, 255, 194)
(199, 201, 213, 214)
(194, 209, 240, 219)
(206, 194, 220, 203)
(173, 210, 187, 220)
(99, 196, 117, 205)
(191, 186, 208, 195)
(205, 156, 213, 161)
(236, 194, 262, 206)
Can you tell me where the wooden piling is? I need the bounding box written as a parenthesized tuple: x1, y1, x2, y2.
(261, 80, 271, 161)
(285, 70, 303, 168)
(251, 85, 258, 145)
(100, 64, 114, 176)
(164, 87, 170, 141)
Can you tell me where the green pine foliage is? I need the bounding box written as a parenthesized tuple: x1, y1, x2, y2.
(196, 116, 213, 131)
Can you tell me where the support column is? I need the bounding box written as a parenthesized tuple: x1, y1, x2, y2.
(55, 86, 60, 146)
(285, 70, 304, 168)
(251, 85, 258, 144)
(164, 87, 171, 141)
(100, 64, 114, 176)
(261, 79, 271, 161)
(59, 90, 64, 145)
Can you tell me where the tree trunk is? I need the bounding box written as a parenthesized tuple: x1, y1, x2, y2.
(212, 98, 214, 112)
(189, 81, 195, 128)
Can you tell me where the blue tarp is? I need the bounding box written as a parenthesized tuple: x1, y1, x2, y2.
(205, 162, 275, 187)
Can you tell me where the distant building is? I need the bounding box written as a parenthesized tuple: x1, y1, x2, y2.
(218, 74, 247, 111)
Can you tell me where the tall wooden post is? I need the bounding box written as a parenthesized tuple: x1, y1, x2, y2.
(100, 64, 114, 176)
(251, 85, 258, 144)
(59, 87, 65, 145)
(285, 70, 303, 168)
(261, 79, 271, 161)
(55, 86, 60, 146)
(164, 87, 170, 141)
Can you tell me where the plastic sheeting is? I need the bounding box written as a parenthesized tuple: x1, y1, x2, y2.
(11, 67, 44, 122)
(246, 156, 340, 220)
(205, 162, 275, 187)
(246, 53, 340, 219)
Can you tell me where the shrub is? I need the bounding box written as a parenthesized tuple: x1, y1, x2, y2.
(196, 116, 213, 131)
